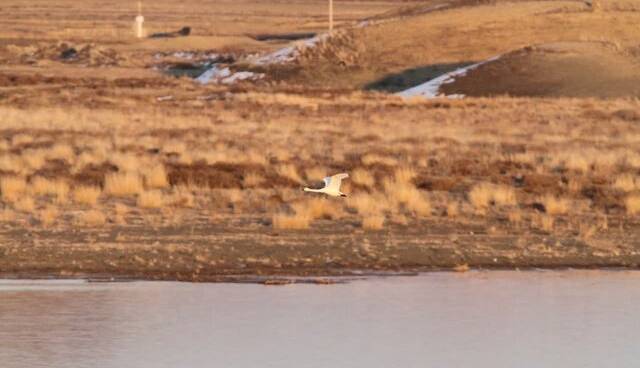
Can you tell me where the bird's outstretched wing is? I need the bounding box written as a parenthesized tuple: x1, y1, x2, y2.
(322, 176, 331, 189)
(325, 173, 349, 190)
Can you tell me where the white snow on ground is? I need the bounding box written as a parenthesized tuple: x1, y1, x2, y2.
(196, 65, 231, 84)
(398, 56, 500, 98)
(196, 33, 325, 84)
(221, 71, 264, 84)
(250, 33, 329, 65)
(196, 65, 264, 85)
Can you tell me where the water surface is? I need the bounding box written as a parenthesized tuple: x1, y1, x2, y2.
(1, 271, 639, 368)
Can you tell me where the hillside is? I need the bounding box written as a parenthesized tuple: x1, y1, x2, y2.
(289, 0, 640, 98)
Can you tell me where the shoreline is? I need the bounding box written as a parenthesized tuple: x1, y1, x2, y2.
(3, 263, 640, 284)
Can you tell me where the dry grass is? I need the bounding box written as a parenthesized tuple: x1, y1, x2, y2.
(273, 213, 310, 230)
(242, 172, 265, 188)
(351, 168, 375, 188)
(105, 172, 144, 196)
(492, 186, 517, 206)
(169, 186, 195, 208)
(22, 150, 46, 171)
(137, 190, 164, 209)
(0, 155, 24, 175)
(304, 167, 327, 181)
(579, 223, 597, 240)
(11, 133, 33, 146)
(0, 209, 15, 222)
(625, 195, 640, 215)
(2, 34, 640, 242)
(469, 184, 492, 213)
(31, 177, 69, 204)
(77, 210, 107, 227)
(362, 214, 385, 229)
(348, 193, 388, 216)
(563, 154, 590, 173)
(613, 174, 638, 192)
(73, 186, 102, 206)
(143, 165, 169, 189)
(1, 176, 26, 202)
(112, 153, 142, 173)
(13, 196, 35, 213)
(508, 210, 523, 226)
(293, 198, 336, 220)
(39, 206, 58, 227)
(361, 153, 397, 166)
(276, 164, 302, 184)
(446, 202, 459, 218)
(47, 144, 75, 163)
(536, 214, 555, 232)
(469, 183, 516, 214)
(383, 173, 431, 216)
(542, 195, 569, 216)
(113, 203, 128, 224)
(568, 178, 582, 194)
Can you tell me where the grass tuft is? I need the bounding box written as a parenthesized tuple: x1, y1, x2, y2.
(105, 172, 143, 196)
(542, 195, 569, 215)
(73, 186, 102, 206)
(78, 210, 106, 227)
(1, 176, 26, 202)
(626, 195, 640, 215)
(143, 165, 169, 189)
(137, 190, 164, 208)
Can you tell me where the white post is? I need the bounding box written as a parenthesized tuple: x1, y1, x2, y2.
(329, 0, 333, 32)
(135, 1, 144, 38)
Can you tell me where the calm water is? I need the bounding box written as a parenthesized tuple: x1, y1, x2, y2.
(1, 271, 639, 368)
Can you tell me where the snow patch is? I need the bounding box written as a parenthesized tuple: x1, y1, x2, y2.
(196, 65, 231, 84)
(398, 56, 500, 99)
(221, 71, 263, 84)
(250, 33, 329, 65)
(196, 65, 264, 85)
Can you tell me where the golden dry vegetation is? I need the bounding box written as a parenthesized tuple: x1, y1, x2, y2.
(1, 0, 640, 280)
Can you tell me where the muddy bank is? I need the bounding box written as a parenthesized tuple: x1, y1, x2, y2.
(2, 219, 640, 282)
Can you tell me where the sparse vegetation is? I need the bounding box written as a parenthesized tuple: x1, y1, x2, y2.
(1, 176, 26, 202)
(143, 165, 169, 189)
(273, 213, 310, 230)
(78, 210, 106, 227)
(542, 195, 569, 216)
(137, 190, 164, 209)
(469, 183, 516, 214)
(362, 215, 385, 230)
(105, 172, 144, 197)
(39, 206, 58, 226)
(626, 195, 640, 215)
(73, 186, 102, 206)
(13, 196, 35, 213)
(351, 168, 375, 188)
(2, 0, 640, 278)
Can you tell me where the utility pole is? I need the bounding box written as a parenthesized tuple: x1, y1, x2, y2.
(135, 1, 145, 38)
(329, 0, 334, 32)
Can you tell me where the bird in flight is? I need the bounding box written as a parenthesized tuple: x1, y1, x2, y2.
(304, 173, 349, 197)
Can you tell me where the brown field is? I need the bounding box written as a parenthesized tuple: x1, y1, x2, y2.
(2, 0, 640, 281)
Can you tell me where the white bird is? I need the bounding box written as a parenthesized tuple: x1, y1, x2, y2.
(304, 173, 349, 197)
